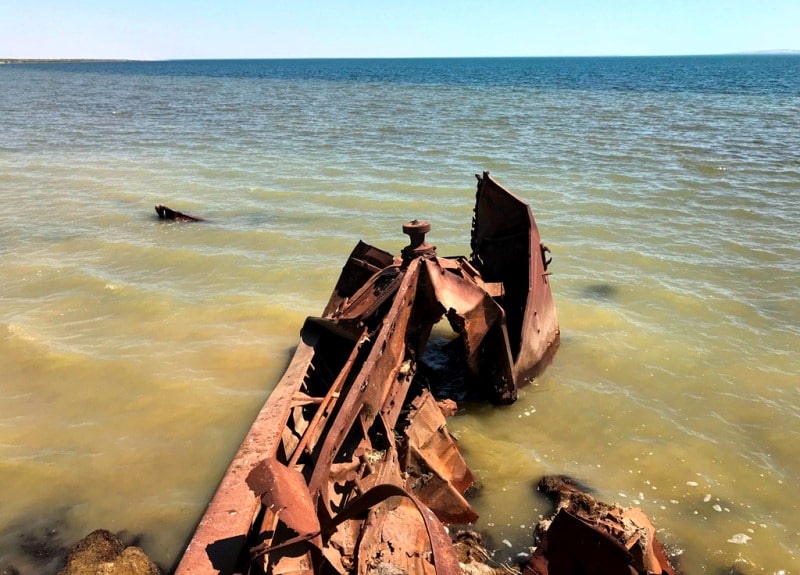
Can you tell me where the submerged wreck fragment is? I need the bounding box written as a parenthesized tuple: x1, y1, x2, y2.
(175, 173, 560, 574)
(154, 204, 204, 222)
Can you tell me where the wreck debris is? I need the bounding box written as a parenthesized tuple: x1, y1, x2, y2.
(174, 173, 560, 574)
(154, 204, 204, 222)
(471, 172, 558, 389)
(524, 476, 679, 575)
(400, 390, 477, 524)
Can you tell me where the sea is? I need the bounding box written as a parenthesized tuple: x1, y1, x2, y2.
(1, 56, 798, 574)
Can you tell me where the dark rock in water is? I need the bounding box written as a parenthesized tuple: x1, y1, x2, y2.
(154, 204, 203, 222)
(18, 525, 67, 563)
(0, 511, 69, 575)
(57, 530, 161, 575)
(514, 550, 533, 565)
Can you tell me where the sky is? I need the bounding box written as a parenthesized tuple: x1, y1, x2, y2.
(1, 0, 798, 60)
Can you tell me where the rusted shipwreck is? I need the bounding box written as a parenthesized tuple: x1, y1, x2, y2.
(175, 172, 559, 574)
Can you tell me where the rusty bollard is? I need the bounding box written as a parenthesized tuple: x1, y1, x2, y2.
(401, 219, 436, 263)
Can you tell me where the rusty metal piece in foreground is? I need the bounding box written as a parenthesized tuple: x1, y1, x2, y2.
(174, 172, 560, 575)
(524, 476, 680, 575)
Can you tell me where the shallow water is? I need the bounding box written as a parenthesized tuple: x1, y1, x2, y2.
(1, 57, 799, 574)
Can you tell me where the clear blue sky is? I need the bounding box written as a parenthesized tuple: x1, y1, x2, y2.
(2, 0, 798, 59)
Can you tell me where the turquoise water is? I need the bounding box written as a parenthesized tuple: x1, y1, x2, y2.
(1, 57, 798, 574)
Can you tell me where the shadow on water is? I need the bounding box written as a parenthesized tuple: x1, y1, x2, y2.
(581, 283, 618, 301)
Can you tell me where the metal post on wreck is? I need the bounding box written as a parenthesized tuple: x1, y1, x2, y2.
(401, 219, 436, 264)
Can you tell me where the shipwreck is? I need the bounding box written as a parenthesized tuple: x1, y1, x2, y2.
(171, 172, 676, 575)
(174, 172, 558, 574)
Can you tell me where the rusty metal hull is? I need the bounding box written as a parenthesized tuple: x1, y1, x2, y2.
(174, 173, 559, 575)
(471, 172, 559, 386)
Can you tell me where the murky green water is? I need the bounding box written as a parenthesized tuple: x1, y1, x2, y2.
(1, 58, 798, 574)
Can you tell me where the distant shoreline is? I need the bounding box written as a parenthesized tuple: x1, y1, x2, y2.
(0, 58, 134, 64)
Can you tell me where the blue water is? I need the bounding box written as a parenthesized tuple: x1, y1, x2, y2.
(1, 56, 798, 574)
(20, 55, 800, 94)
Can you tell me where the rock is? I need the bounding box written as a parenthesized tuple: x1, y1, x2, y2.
(452, 530, 506, 575)
(57, 530, 160, 575)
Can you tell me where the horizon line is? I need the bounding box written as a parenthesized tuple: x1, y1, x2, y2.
(2, 50, 799, 63)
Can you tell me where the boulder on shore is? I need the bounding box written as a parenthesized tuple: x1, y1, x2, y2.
(57, 529, 160, 575)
